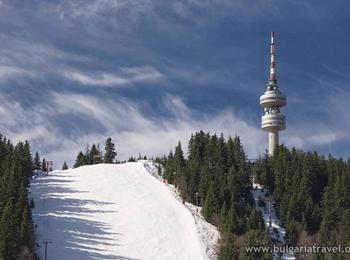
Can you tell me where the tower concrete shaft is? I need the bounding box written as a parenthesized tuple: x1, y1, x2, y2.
(260, 32, 287, 156)
(269, 132, 278, 156)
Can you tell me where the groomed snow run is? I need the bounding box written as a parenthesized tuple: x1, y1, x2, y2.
(252, 183, 295, 260)
(30, 162, 218, 260)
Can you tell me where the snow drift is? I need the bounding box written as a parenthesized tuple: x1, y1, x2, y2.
(30, 162, 218, 260)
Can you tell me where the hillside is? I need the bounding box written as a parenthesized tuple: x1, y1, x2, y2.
(30, 162, 218, 260)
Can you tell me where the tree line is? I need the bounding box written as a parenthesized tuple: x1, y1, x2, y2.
(33, 151, 51, 172)
(159, 131, 270, 259)
(74, 137, 117, 168)
(0, 135, 36, 259)
(253, 145, 350, 258)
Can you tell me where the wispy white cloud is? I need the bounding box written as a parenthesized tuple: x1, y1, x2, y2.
(0, 85, 346, 169)
(0, 65, 33, 81)
(47, 0, 152, 21)
(0, 91, 265, 167)
(0, 35, 92, 83)
(62, 66, 164, 87)
(5, 88, 344, 167)
(48, 91, 349, 165)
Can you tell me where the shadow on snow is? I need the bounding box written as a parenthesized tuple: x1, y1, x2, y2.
(31, 172, 139, 260)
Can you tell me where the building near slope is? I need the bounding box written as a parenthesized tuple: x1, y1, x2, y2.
(260, 32, 287, 156)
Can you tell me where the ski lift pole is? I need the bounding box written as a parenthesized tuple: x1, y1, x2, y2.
(45, 160, 53, 174)
(268, 199, 272, 227)
(42, 239, 52, 260)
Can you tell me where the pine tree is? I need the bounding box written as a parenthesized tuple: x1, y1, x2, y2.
(42, 158, 47, 172)
(286, 221, 298, 245)
(104, 137, 117, 163)
(218, 235, 237, 260)
(225, 205, 237, 234)
(74, 151, 86, 168)
(218, 202, 228, 232)
(128, 156, 136, 162)
(202, 184, 216, 223)
(90, 144, 100, 164)
(33, 151, 41, 170)
(19, 204, 33, 249)
(62, 161, 68, 170)
(164, 150, 175, 184)
(0, 200, 17, 258)
(174, 142, 186, 192)
(239, 230, 271, 260)
(248, 207, 262, 230)
(0, 135, 35, 258)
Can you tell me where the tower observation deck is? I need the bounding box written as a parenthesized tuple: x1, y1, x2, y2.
(260, 32, 287, 156)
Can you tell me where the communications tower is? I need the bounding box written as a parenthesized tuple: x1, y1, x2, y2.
(260, 32, 287, 156)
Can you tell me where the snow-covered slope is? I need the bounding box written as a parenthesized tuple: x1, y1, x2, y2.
(252, 183, 295, 260)
(30, 162, 218, 260)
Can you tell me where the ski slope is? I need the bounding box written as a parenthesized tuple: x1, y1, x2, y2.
(30, 162, 218, 260)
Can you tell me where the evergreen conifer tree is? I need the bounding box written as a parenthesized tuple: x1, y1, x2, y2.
(42, 158, 47, 172)
(0, 135, 35, 258)
(89, 144, 99, 164)
(218, 202, 227, 232)
(33, 151, 41, 170)
(202, 184, 216, 223)
(74, 151, 86, 168)
(104, 137, 117, 163)
(0, 200, 17, 258)
(62, 161, 68, 170)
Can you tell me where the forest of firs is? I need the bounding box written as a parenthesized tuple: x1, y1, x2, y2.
(159, 131, 350, 259)
(1, 131, 350, 259)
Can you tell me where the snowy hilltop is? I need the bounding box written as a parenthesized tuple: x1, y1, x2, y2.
(30, 161, 219, 260)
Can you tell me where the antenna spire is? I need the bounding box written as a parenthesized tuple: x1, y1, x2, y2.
(269, 31, 276, 83)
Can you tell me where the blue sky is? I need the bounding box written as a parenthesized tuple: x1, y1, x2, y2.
(0, 0, 349, 168)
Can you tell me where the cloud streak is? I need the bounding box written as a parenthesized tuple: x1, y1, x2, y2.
(0, 89, 341, 168)
(0, 65, 32, 81)
(63, 66, 164, 87)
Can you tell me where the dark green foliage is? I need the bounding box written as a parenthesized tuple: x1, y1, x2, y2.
(202, 184, 216, 221)
(104, 137, 117, 163)
(74, 142, 106, 167)
(285, 221, 298, 245)
(163, 150, 175, 184)
(253, 145, 350, 251)
(218, 234, 237, 260)
(33, 151, 41, 170)
(89, 144, 100, 164)
(62, 161, 68, 170)
(20, 204, 33, 249)
(163, 132, 257, 258)
(239, 230, 271, 260)
(248, 207, 263, 230)
(218, 202, 228, 232)
(42, 158, 47, 172)
(128, 156, 136, 162)
(0, 135, 35, 259)
(173, 142, 186, 192)
(74, 151, 86, 168)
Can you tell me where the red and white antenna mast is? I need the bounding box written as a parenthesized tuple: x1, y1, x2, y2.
(269, 32, 277, 85)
